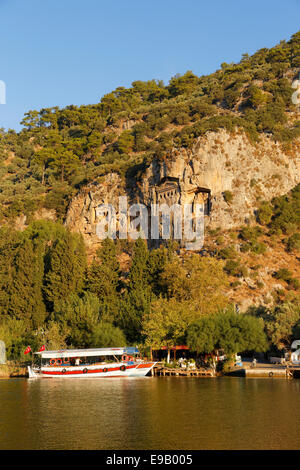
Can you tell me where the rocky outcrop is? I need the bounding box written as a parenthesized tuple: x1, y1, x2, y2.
(65, 129, 300, 251)
(65, 173, 125, 254)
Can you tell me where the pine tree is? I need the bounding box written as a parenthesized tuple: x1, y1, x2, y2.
(0, 227, 20, 318)
(44, 231, 87, 309)
(120, 238, 151, 342)
(128, 238, 150, 292)
(10, 239, 46, 327)
(147, 245, 172, 296)
(54, 292, 100, 347)
(87, 238, 120, 297)
(86, 238, 120, 323)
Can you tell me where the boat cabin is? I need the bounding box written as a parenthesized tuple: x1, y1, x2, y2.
(33, 347, 139, 368)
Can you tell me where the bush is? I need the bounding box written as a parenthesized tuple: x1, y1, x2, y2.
(250, 241, 267, 254)
(287, 278, 300, 290)
(218, 245, 236, 259)
(286, 233, 300, 252)
(223, 191, 233, 204)
(273, 268, 293, 282)
(224, 260, 244, 277)
(231, 280, 242, 288)
(240, 226, 263, 242)
(257, 202, 273, 225)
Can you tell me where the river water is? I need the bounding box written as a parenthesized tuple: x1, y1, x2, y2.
(0, 377, 299, 450)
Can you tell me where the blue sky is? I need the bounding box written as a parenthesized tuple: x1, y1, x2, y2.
(0, 0, 299, 131)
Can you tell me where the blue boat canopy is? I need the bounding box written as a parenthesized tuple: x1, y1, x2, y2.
(125, 347, 139, 355)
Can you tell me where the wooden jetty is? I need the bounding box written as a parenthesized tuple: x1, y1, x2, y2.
(151, 361, 300, 379)
(152, 365, 214, 377)
(227, 364, 300, 379)
(245, 367, 292, 378)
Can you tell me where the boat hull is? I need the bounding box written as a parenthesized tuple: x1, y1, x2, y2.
(28, 362, 156, 378)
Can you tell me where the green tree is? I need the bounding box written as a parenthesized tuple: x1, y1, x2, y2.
(32, 148, 55, 185)
(265, 303, 300, 350)
(168, 71, 200, 97)
(187, 312, 268, 355)
(119, 238, 152, 342)
(49, 148, 80, 182)
(40, 321, 67, 350)
(8, 239, 46, 327)
(160, 254, 229, 314)
(142, 297, 200, 349)
(247, 85, 269, 108)
(147, 245, 171, 296)
(91, 321, 126, 347)
(128, 238, 150, 292)
(53, 292, 100, 347)
(86, 238, 120, 297)
(86, 238, 120, 323)
(44, 231, 87, 309)
(0, 227, 22, 319)
(116, 131, 134, 154)
(0, 318, 34, 360)
(119, 289, 151, 344)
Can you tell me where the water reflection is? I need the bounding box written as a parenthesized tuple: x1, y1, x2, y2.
(0, 377, 300, 449)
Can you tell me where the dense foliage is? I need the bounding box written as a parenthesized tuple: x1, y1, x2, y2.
(0, 32, 300, 360)
(186, 311, 268, 355)
(0, 216, 298, 360)
(0, 225, 228, 358)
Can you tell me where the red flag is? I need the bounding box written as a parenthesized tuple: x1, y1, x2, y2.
(24, 346, 31, 355)
(39, 345, 45, 352)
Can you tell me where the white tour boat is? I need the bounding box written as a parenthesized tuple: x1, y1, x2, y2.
(27, 347, 156, 378)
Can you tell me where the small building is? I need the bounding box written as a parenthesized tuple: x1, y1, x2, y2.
(291, 340, 300, 364)
(152, 345, 190, 363)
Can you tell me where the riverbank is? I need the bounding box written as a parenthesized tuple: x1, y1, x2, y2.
(224, 360, 300, 378)
(2, 359, 300, 379)
(0, 362, 27, 378)
(151, 359, 300, 379)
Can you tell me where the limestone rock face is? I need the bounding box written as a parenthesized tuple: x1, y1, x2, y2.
(139, 129, 300, 229)
(65, 130, 300, 250)
(65, 173, 125, 255)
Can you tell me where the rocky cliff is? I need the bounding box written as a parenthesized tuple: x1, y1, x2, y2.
(65, 129, 300, 254)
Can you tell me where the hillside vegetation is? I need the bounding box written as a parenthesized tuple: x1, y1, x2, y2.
(0, 32, 300, 361)
(1, 31, 300, 223)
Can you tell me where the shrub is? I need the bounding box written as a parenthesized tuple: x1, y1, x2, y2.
(273, 268, 293, 282)
(231, 280, 242, 288)
(286, 233, 300, 252)
(240, 226, 263, 242)
(218, 245, 236, 259)
(223, 191, 233, 204)
(224, 260, 244, 277)
(257, 202, 273, 225)
(250, 241, 267, 254)
(287, 278, 300, 290)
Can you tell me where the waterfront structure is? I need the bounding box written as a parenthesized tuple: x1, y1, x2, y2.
(291, 340, 300, 364)
(0, 340, 6, 364)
